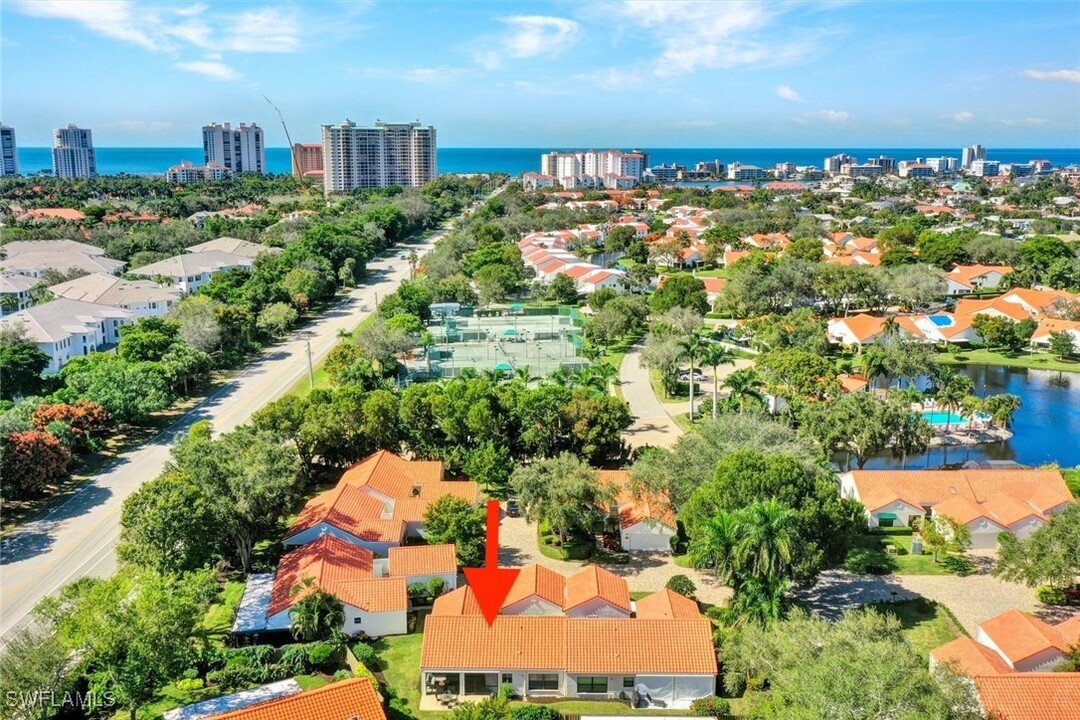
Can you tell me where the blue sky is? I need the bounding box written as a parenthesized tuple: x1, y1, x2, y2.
(3, 1, 1079, 147)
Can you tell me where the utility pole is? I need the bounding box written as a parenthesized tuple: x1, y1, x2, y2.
(304, 335, 314, 389)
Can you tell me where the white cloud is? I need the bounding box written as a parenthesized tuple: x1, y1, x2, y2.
(776, 85, 801, 101)
(1023, 69, 1080, 84)
(949, 111, 975, 123)
(574, 66, 645, 90)
(609, 1, 823, 77)
(13, 1, 301, 58)
(475, 15, 580, 69)
(794, 109, 849, 124)
(174, 60, 241, 81)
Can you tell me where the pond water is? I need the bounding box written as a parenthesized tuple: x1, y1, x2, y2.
(843, 365, 1080, 470)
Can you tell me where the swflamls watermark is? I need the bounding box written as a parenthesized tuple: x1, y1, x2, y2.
(4, 689, 116, 710)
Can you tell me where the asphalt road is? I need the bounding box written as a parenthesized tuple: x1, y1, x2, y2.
(0, 229, 448, 644)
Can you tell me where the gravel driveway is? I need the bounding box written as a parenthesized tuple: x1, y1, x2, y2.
(497, 513, 733, 607)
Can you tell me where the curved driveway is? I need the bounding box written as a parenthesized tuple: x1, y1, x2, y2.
(619, 343, 684, 449)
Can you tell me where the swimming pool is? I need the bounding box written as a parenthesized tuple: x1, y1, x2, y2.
(928, 314, 954, 327)
(921, 410, 968, 425)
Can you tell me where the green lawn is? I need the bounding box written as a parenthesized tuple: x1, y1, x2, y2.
(864, 598, 966, 661)
(509, 700, 710, 716)
(848, 534, 975, 576)
(371, 630, 441, 720)
(1064, 468, 1080, 499)
(199, 580, 246, 646)
(937, 348, 1080, 374)
(673, 554, 694, 568)
(129, 675, 330, 720)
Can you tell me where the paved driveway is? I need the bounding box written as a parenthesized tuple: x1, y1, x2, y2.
(497, 513, 732, 607)
(791, 565, 1066, 635)
(619, 344, 683, 449)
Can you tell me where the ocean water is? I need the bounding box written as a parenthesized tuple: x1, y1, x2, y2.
(14, 146, 1080, 178)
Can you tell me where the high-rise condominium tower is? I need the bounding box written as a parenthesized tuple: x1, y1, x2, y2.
(52, 124, 96, 178)
(0, 124, 17, 176)
(321, 120, 436, 194)
(202, 122, 266, 174)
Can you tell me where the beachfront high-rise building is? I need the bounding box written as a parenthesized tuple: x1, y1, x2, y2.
(969, 159, 1000, 177)
(166, 160, 232, 183)
(292, 143, 324, 177)
(823, 153, 857, 174)
(0, 124, 17, 176)
(52, 124, 96, 178)
(202, 122, 266, 174)
(321, 120, 437, 194)
(961, 144, 986, 169)
(538, 149, 646, 189)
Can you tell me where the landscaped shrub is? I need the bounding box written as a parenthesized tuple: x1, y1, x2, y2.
(844, 548, 893, 575)
(498, 682, 516, 700)
(279, 644, 312, 674)
(333, 669, 353, 681)
(1036, 586, 1067, 605)
(181, 668, 200, 680)
(227, 644, 275, 667)
(351, 642, 379, 670)
(665, 574, 696, 598)
(207, 665, 254, 691)
(427, 576, 446, 598)
(354, 663, 379, 685)
(175, 678, 205, 691)
(408, 582, 429, 599)
(509, 705, 561, 720)
(307, 642, 337, 670)
(562, 542, 592, 560)
(690, 697, 731, 719)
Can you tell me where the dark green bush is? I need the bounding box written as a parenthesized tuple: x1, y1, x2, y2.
(665, 574, 696, 598)
(690, 696, 731, 718)
(844, 548, 893, 575)
(279, 644, 312, 674)
(307, 642, 336, 670)
(1036, 586, 1067, 605)
(509, 705, 562, 720)
(351, 642, 379, 670)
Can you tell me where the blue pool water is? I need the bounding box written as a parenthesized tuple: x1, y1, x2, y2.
(928, 315, 954, 327)
(921, 410, 968, 425)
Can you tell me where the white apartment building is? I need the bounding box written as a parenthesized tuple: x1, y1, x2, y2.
(167, 160, 232, 183)
(824, 153, 857, 174)
(969, 159, 1000, 177)
(0, 124, 18, 176)
(539, 149, 645, 189)
(961, 144, 986, 169)
(134, 250, 260, 294)
(926, 157, 957, 174)
(0, 298, 134, 374)
(840, 163, 885, 178)
(0, 274, 36, 314)
(48, 273, 181, 320)
(202, 122, 266, 174)
(727, 162, 767, 181)
(898, 162, 934, 178)
(52, 124, 96, 178)
(322, 120, 437, 193)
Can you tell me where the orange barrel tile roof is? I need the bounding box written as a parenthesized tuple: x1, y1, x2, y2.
(564, 566, 631, 613)
(388, 543, 457, 577)
(207, 677, 385, 720)
(973, 674, 1080, 720)
(634, 588, 701, 619)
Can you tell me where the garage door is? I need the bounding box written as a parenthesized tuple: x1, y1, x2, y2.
(969, 531, 999, 550)
(625, 533, 672, 551)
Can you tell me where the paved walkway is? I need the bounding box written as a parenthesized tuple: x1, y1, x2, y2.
(791, 564, 1063, 635)
(497, 513, 733, 607)
(619, 343, 684, 449)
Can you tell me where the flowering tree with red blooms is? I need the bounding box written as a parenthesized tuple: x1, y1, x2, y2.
(0, 431, 71, 499)
(31, 401, 110, 442)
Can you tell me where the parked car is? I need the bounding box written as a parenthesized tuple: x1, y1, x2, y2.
(678, 369, 705, 381)
(505, 498, 520, 517)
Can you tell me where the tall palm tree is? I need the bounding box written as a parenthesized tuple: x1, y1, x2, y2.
(733, 499, 795, 582)
(407, 251, 419, 280)
(881, 315, 900, 338)
(936, 376, 973, 433)
(731, 575, 789, 626)
(858, 348, 889, 395)
(678, 332, 707, 421)
(289, 578, 345, 642)
(688, 510, 741, 584)
(722, 368, 765, 412)
(590, 362, 619, 395)
(514, 365, 539, 385)
(699, 343, 733, 420)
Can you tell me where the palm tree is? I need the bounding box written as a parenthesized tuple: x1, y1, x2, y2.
(699, 343, 733, 420)
(590, 362, 619, 394)
(858, 348, 889, 395)
(514, 365, 539, 385)
(985, 393, 1022, 428)
(678, 332, 707, 421)
(881, 315, 900, 338)
(731, 575, 789, 626)
(722, 368, 765, 412)
(289, 578, 345, 642)
(407, 251, 419, 280)
(936, 376, 973, 433)
(688, 510, 741, 584)
(733, 499, 795, 582)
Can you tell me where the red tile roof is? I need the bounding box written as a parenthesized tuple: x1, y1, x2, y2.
(973, 674, 1080, 720)
(420, 616, 716, 675)
(503, 564, 566, 609)
(431, 586, 484, 616)
(931, 637, 1013, 676)
(598, 470, 676, 531)
(564, 566, 631, 614)
(268, 535, 407, 616)
(634, 589, 701, 619)
(388, 544, 457, 577)
(208, 678, 386, 720)
(979, 609, 1073, 666)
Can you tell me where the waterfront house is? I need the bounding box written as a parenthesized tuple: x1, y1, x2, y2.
(839, 469, 1073, 548)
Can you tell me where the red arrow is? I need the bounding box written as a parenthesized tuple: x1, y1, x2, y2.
(462, 499, 520, 626)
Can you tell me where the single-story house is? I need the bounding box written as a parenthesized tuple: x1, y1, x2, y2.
(1029, 318, 1080, 350)
(422, 577, 716, 707)
(234, 534, 458, 639)
(284, 450, 479, 554)
(839, 469, 1073, 548)
(930, 609, 1080, 720)
(942, 264, 1013, 296)
(598, 470, 677, 552)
